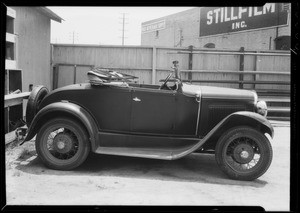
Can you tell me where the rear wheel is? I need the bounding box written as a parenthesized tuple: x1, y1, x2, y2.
(36, 118, 90, 170)
(215, 127, 273, 181)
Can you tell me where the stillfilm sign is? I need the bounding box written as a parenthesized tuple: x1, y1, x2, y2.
(199, 3, 288, 37)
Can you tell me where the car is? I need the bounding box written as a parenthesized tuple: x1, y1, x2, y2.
(21, 61, 273, 181)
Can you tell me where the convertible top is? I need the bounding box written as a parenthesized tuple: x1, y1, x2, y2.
(87, 67, 138, 86)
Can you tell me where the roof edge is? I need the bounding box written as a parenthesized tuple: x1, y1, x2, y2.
(36, 7, 64, 23)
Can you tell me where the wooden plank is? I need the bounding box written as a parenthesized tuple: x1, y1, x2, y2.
(239, 47, 245, 89)
(168, 51, 290, 56)
(7, 7, 16, 18)
(6, 33, 16, 43)
(5, 59, 17, 70)
(188, 45, 193, 81)
(259, 97, 290, 102)
(4, 92, 30, 108)
(5, 131, 16, 145)
(267, 116, 290, 121)
(268, 107, 290, 113)
(180, 70, 290, 75)
(52, 43, 155, 49)
(181, 80, 290, 85)
(56, 63, 93, 67)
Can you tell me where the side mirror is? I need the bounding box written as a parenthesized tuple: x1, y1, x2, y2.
(195, 91, 201, 103)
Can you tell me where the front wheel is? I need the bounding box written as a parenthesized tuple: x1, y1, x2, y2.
(36, 118, 90, 170)
(215, 127, 273, 181)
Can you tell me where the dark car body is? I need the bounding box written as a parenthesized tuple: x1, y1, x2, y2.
(22, 67, 274, 180)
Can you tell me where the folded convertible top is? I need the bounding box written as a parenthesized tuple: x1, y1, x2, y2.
(87, 67, 138, 85)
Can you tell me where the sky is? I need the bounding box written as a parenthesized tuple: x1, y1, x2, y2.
(48, 7, 195, 46)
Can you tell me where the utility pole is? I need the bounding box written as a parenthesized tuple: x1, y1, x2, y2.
(69, 31, 78, 44)
(119, 13, 128, 45)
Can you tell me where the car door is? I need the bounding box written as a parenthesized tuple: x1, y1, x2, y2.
(173, 92, 199, 136)
(85, 85, 132, 132)
(130, 87, 176, 135)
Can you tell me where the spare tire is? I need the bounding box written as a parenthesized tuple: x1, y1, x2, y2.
(26, 85, 49, 127)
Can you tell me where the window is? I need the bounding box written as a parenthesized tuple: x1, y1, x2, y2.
(274, 36, 290, 50)
(282, 3, 290, 11)
(155, 30, 159, 39)
(204, 43, 215, 48)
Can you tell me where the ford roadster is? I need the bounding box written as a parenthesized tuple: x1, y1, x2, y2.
(22, 61, 273, 181)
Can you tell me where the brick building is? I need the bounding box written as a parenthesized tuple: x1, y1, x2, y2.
(141, 4, 291, 50)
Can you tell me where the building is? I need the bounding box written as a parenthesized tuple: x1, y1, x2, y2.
(4, 6, 63, 134)
(141, 3, 291, 50)
(5, 7, 63, 93)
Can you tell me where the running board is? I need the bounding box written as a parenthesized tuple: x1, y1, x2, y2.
(95, 147, 175, 160)
(95, 138, 207, 160)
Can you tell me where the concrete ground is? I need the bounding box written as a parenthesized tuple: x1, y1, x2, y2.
(5, 120, 290, 211)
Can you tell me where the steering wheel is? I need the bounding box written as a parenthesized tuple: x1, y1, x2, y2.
(159, 73, 173, 90)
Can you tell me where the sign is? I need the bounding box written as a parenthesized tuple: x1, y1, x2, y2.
(142, 20, 166, 33)
(199, 3, 288, 37)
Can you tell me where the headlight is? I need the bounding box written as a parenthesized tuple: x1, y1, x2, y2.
(256, 100, 268, 117)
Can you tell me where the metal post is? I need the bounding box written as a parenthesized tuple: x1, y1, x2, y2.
(53, 65, 58, 89)
(188, 45, 193, 81)
(152, 47, 157, 85)
(253, 51, 258, 90)
(239, 47, 245, 89)
(74, 65, 77, 84)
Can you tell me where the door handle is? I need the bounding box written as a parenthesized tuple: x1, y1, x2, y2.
(133, 97, 141, 102)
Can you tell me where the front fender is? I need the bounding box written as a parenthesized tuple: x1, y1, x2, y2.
(224, 111, 274, 138)
(21, 101, 99, 151)
(172, 111, 274, 159)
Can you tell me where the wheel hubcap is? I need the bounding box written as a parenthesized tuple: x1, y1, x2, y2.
(47, 129, 79, 160)
(240, 150, 249, 159)
(57, 141, 65, 149)
(232, 143, 254, 164)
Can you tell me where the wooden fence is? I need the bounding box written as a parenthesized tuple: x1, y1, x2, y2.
(51, 44, 290, 94)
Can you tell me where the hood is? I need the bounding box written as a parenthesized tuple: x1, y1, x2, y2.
(181, 83, 256, 101)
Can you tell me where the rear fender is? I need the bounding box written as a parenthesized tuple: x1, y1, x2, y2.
(21, 101, 99, 151)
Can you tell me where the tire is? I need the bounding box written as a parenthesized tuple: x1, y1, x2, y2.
(215, 126, 273, 181)
(36, 117, 90, 170)
(26, 85, 49, 127)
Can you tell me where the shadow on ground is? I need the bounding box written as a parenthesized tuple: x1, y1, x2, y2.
(14, 151, 267, 188)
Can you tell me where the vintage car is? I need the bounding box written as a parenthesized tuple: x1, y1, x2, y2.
(21, 61, 273, 181)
